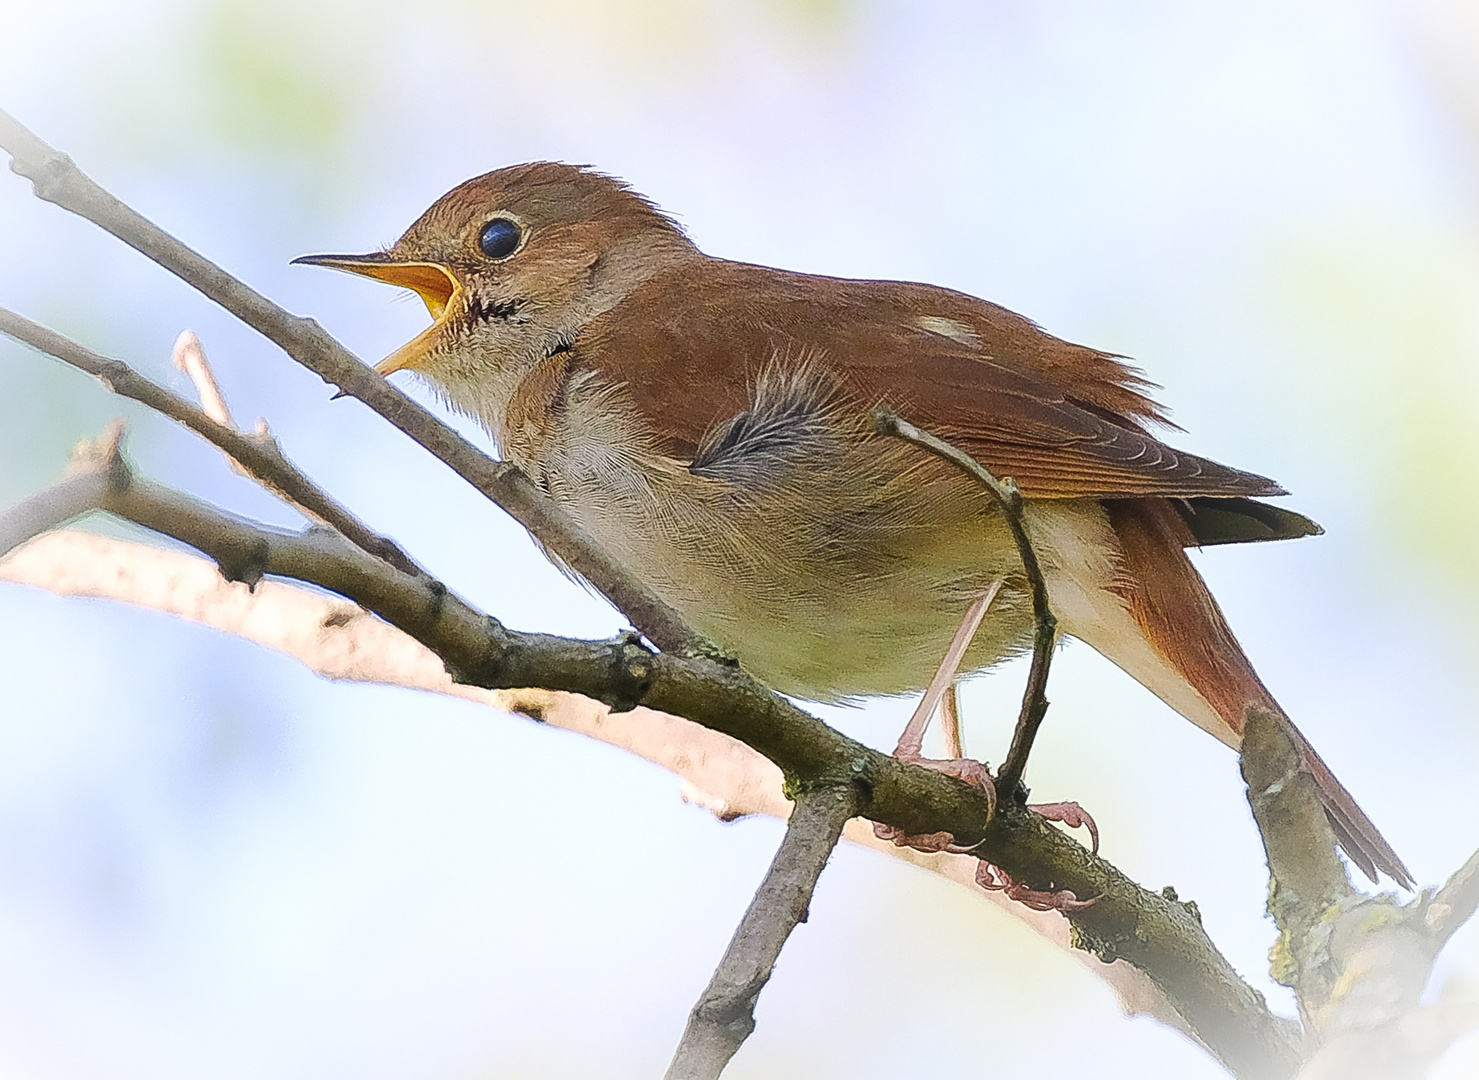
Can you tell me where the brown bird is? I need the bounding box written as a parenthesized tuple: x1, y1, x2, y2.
(297, 162, 1410, 887)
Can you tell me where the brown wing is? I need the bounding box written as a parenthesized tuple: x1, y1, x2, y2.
(577, 258, 1285, 500)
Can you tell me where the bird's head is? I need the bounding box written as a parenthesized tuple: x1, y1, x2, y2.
(295, 163, 695, 392)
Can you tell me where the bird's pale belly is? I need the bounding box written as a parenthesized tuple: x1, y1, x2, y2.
(525, 416, 1123, 702)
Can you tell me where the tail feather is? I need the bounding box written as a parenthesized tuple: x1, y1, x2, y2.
(1103, 499, 1412, 888)
(1290, 725, 1413, 888)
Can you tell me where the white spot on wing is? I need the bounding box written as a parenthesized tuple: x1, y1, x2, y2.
(915, 315, 982, 349)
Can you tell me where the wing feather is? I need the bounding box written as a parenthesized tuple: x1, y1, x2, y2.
(576, 259, 1286, 500)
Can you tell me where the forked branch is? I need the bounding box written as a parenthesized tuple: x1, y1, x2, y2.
(1240, 709, 1479, 1074)
(0, 413, 1299, 1079)
(0, 305, 422, 574)
(0, 106, 695, 653)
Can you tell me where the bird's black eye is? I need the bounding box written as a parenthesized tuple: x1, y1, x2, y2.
(479, 218, 522, 260)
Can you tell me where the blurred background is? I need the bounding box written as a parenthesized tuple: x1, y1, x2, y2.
(2, 1, 1478, 1076)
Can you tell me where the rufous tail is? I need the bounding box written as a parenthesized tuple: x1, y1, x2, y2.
(1104, 499, 1413, 889)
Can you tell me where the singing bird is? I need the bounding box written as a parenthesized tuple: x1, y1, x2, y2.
(298, 163, 1409, 886)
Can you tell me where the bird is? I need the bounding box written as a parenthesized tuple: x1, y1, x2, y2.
(296, 162, 1410, 887)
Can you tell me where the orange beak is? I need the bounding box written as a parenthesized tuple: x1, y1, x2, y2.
(292, 252, 463, 375)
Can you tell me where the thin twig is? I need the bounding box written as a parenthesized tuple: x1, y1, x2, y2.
(0, 420, 127, 555)
(0, 451, 1302, 1080)
(0, 107, 695, 654)
(871, 408, 1057, 796)
(171, 330, 236, 429)
(168, 329, 332, 527)
(0, 468, 111, 555)
(0, 304, 417, 574)
(665, 783, 861, 1080)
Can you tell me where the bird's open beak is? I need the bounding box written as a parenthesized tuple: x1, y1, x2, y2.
(292, 252, 463, 376)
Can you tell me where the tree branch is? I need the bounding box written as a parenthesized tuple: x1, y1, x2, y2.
(1427, 847, 1479, 950)
(171, 330, 237, 429)
(665, 783, 861, 1080)
(0, 529, 1198, 1043)
(0, 304, 424, 573)
(1241, 706, 1352, 909)
(0, 435, 1303, 1080)
(0, 467, 111, 555)
(0, 107, 695, 653)
(1241, 708, 1479, 1075)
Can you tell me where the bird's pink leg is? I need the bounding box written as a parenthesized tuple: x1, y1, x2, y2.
(891, 579, 1002, 762)
(876, 582, 1001, 853)
(873, 581, 1104, 910)
(939, 683, 964, 760)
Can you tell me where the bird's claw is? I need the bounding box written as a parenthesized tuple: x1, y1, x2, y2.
(896, 754, 998, 816)
(1027, 800, 1100, 854)
(872, 821, 983, 855)
(975, 861, 1098, 912)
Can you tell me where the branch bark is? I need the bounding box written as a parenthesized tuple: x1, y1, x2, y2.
(665, 783, 861, 1080)
(1428, 848, 1479, 950)
(1241, 708, 1479, 1077)
(0, 468, 111, 555)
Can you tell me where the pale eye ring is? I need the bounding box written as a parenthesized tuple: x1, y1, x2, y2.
(479, 217, 522, 260)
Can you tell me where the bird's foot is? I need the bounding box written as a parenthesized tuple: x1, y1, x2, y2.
(872, 754, 997, 854)
(1026, 800, 1100, 855)
(872, 823, 969, 854)
(975, 861, 1097, 913)
(905, 754, 997, 799)
(971, 800, 1100, 912)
